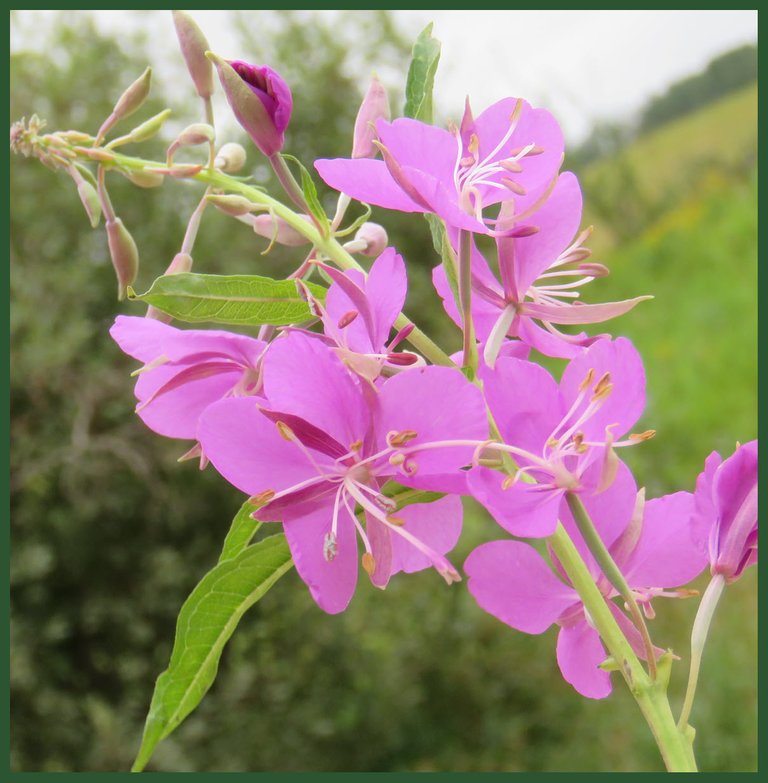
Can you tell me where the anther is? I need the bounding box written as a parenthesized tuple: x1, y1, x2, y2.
(387, 429, 418, 447)
(502, 474, 516, 490)
(361, 552, 376, 575)
(592, 371, 612, 397)
(501, 177, 526, 196)
(578, 368, 595, 392)
(468, 133, 480, 155)
(509, 224, 539, 238)
(374, 494, 397, 513)
(386, 352, 419, 366)
(249, 489, 276, 505)
(389, 453, 406, 466)
(500, 159, 523, 173)
(629, 430, 656, 442)
(276, 421, 295, 441)
(349, 439, 363, 452)
(386, 514, 406, 527)
(323, 532, 338, 562)
(337, 310, 358, 329)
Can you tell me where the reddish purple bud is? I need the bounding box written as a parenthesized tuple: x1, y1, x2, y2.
(386, 352, 419, 366)
(172, 11, 214, 99)
(208, 52, 292, 157)
(352, 77, 390, 159)
(354, 222, 388, 257)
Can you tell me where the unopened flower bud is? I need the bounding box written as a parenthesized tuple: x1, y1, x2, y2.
(251, 213, 312, 246)
(76, 179, 101, 228)
(352, 76, 389, 159)
(354, 222, 388, 257)
(207, 53, 292, 157)
(214, 142, 247, 173)
(125, 108, 173, 144)
(206, 193, 259, 217)
(106, 217, 139, 300)
(172, 11, 214, 99)
(146, 252, 193, 322)
(96, 67, 152, 142)
(166, 122, 215, 163)
(123, 169, 165, 188)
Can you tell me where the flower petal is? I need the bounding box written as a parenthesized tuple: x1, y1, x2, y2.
(465, 540, 577, 633)
(556, 620, 612, 699)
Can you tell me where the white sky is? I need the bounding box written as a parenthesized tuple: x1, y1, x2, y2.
(11, 9, 757, 143)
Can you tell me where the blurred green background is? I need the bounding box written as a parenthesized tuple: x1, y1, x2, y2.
(10, 11, 757, 772)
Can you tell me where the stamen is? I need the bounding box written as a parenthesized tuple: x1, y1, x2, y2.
(249, 489, 276, 505)
(579, 368, 596, 392)
(275, 420, 295, 441)
(387, 514, 406, 527)
(387, 429, 418, 447)
(130, 354, 170, 376)
(629, 430, 656, 442)
(501, 177, 526, 196)
(500, 159, 523, 173)
(337, 310, 358, 329)
(592, 372, 612, 398)
(362, 552, 376, 575)
(323, 532, 337, 562)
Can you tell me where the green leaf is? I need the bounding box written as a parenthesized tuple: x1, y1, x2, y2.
(218, 500, 263, 563)
(403, 23, 441, 123)
(128, 272, 326, 326)
(281, 153, 330, 236)
(131, 534, 294, 772)
(425, 213, 459, 305)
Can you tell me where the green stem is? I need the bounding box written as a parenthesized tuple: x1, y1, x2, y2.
(565, 493, 658, 680)
(678, 573, 725, 733)
(548, 525, 696, 772)
(457, 228, 478, 377)
(269, 152, 314, 220)
(88, 147, 454, 368)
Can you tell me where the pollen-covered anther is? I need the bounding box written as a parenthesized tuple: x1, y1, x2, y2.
(592, 372, 613, 400)
(578, 367, 595, 392)
(501, 473, 517, 490)
(546, 437, 560, 449)
(275, 420, 296, 442)
(501, 177, 526, 196)
(349, 439, 363, 452)
(388, 452, 406, 466)
(468, 133, 480, 155)
(323, 531, 338, 562)
(361, 552, 376, 575)
(629, 430, 656, 442)
(337, 309, 358, 329)
(386, 514, 406, 527)
(249, 489, 276, 505)
(572, 432, 588, 454)
(500, 159, 523, 173)
(374, 493, 397, 512)
(387, 429, 418, 447)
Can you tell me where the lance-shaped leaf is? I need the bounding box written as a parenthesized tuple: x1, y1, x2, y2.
(403, 23, 441, 123)
(426, 213, 459, 306)
(281, 153, 330, 236)
(128, 273, 326, 326)
(131, 533, 294, 772)
(218, 500, 263, 563)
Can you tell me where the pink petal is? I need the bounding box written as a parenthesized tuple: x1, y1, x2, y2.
(621, 491, 707, 587)
(559, 337, 646, 443)
(468, 467, 565, 538)
(556, 620, 612, 699)
(365, 512, 393, 588)
(283, 501, 359, 614)
(110, 315, 177, 362)
(465, 540, 577, 633)
(389, 495, 463, 575)
(522, 296, 651, 325)
(198, 396, 328, 496)
(314, 157, 425, 213)
(263, 334, 369, 451)
(366, 247, 407, 349)
(376, 365, 488, 486)
(516, 317, 590, 359)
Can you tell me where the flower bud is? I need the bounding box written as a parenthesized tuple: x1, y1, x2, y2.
(122, 169, 165, 188)
(214, 142, 247, 173)
(106, 218, 139, 300)
(206, 193, 260, 217)
(166, 123, 215, 163)
(251, 213, 312, 246)
(172, 11, 214, 99)
(76, 179, 101, 228)
(96, 67, 152, 142)
(124, 109, 173, 144)
(146, 252, 193, 323)
(207, 53, 292, 157)
(352, 77, 389, 159)
(354, 222, 388, 257)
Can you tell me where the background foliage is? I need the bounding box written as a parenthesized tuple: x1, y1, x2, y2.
(10, 11, 757, 772)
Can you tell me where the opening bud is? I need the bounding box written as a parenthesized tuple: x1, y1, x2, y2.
(352, 76, 390, 159)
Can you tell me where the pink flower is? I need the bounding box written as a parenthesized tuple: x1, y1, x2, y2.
(296, 248, 419, 382)
(465, 476, 707, 698)
(109, 315, 266, 441)
(433, 173, 650, 361)
(198, 334, 488, 613)
(468, 337, 648, 538)
(692, 440, 758, 582)
(315, 97, 564, 235)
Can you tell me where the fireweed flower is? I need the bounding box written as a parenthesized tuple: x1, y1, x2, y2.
(465, 477, 706, 698)
(433, 173, 650, 362)
(198, 333, 488, 613)
(209, 55, 292, 156)
(315, 97, 564, 235)
(469, 337, 648, 538)
(296, 248, 420, 382)
(110, 315, 266, 441)
(692, 440, 758, 582)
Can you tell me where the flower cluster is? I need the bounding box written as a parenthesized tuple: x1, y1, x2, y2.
(108, 58, 757, 704)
